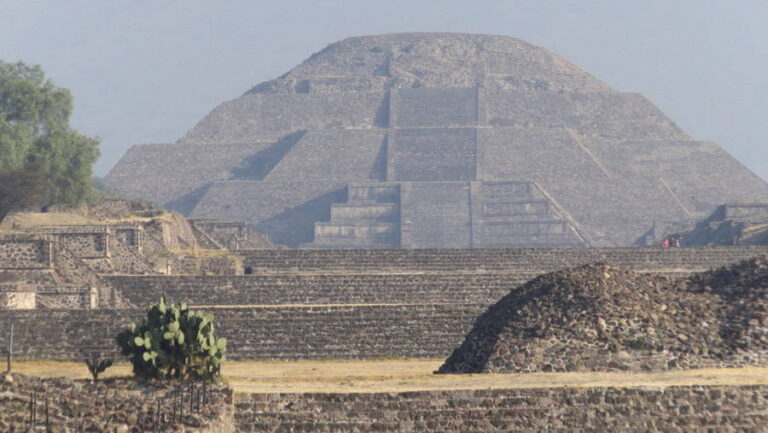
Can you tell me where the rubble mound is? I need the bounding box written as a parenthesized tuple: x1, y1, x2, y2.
(438, 260, 768, 374)
(689, 255, 768, 351)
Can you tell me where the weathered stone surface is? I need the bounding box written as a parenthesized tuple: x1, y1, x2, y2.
(0, 305, 485, 361)
(0, 374, 232, 432)
(236, 246, 768, 273)
(667, 203, 768, 246)
(439, 256, 768, 374)
(234, 385, 768, 433)
(3, 247, 768, 362)
(104, 33, 768, 248)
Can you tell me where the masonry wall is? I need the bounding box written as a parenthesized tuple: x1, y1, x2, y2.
(399, 183, 473, 248)
(106, 273, 531, 307)
(0, 239, 52, 269)
(234, 385, 768, 433)
(237, 246, 768, 273)
(0, 305, 484, 360)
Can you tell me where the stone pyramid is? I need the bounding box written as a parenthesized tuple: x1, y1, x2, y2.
(105, 33, 768, 248)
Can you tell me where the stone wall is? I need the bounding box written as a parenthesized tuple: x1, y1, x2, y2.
(485, 90, 684, 139)
(0, 288, 35, 309)
(0, 305, 483, 360)
(238, 246, 768, 273)
(0, 374, 233, 433)
(392, 88, 478, 128)
(234, 385, 768, 432)
(34, 228, 110, 259)
(390, 129, 477, 181)
(0, 285, 95, 310)
(105, 273, 530, 307)
(154, 253, 243, 276)
(0, 238, 53, 269)
(36, 286, 97, 309)
(400, 182, 473, 248)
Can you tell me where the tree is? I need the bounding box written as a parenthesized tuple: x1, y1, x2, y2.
(116, 297, 227, 381)
(0, 169, 48, 221)
(0, 60, 99, 211)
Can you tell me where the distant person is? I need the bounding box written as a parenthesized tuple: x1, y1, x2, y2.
(662, 239, 670, 248)
(674, 237, 681, 248)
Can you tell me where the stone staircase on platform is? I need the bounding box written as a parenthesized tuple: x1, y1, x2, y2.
(304, 184, 401, 248)
(474, 181, 587, 247)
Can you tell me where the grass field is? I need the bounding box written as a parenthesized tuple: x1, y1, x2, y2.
(11, 360, 768, 394)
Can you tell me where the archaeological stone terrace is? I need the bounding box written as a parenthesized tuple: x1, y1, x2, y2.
(105, 32, 768, 249)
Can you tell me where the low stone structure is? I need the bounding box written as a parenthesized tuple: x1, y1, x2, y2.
(0, 233, 118, 308)
(0, 304, 483, 361)
(237, 246, 768, 273)
(439, 257, 768, 374)
(4, 247, 768, 361)
(0, 373, 233, 432)
(190, 218, 274, 250)
(0, 285, 96, 310)
(0, 286, 35, 310)
(234, 385, 768, 432)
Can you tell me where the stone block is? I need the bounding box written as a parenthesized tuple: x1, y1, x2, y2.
(0, 290, 35, 309)
(400, 182, 472, 248)
(390, 128, 477, 181)
(393, 87, 478, 128)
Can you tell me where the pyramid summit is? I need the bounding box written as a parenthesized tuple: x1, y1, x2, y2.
(105, 32, 768, 248)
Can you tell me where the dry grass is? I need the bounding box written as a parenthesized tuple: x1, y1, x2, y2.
(0, 212, 100, 229)
(11, 360, 132, 379)
(11, 360, 768, 394)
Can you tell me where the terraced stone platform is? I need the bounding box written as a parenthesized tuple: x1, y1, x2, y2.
(5, 246, 767, 363)
(105, 33, 768, 248)
(235, 384, 768, 433)
(237, 246, 768, 273)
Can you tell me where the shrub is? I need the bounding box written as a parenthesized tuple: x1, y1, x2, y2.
(84, 353, 113, 382)
(627, 336, 652, 351)
(116, 297, 226, 381)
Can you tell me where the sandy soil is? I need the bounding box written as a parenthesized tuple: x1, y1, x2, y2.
(11, 359, 768, 394)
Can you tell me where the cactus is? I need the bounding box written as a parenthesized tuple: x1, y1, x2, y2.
(116, 296, 226, 381)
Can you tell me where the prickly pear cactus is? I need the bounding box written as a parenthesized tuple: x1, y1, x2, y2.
(116, 296, 226, 381)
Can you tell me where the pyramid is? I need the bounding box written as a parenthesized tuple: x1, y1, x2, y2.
(105, 33, 768, 248)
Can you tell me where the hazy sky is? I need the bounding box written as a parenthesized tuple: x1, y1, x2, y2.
(1, 0, 766, 179)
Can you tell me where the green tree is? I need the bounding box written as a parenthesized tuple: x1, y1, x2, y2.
(0, 60, 99, 209)
(0, 169, 48, 221)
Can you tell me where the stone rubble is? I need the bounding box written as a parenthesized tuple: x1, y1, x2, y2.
(0, 373, 232, 432)
(439, 256, 768, 374)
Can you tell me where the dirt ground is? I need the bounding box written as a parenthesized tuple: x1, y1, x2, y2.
(11, 359, 768, 394)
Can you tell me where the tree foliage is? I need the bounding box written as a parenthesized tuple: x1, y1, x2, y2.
(0, 169, 48, 221)
(0, 60, 99, 211)
(116, 297, 227, 381)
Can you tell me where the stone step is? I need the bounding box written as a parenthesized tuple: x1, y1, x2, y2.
(483, 200, 551, 218)
(301, 241, 398, 249)
(480, 220, 571, 235)
(331, 202, 399, 222)
(237, 247, 768, 273)
(314, 222, 398, 237)
(348, 184, 400, 202)
(482, 181, 537, 202)
(480, 240, 588, 248)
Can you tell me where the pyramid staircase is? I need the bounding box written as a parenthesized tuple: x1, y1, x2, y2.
(474, 181, 587, 247)
(305, 184, 401, 248)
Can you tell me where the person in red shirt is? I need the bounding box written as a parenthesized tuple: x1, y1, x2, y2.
(662, 239, 670, 248)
